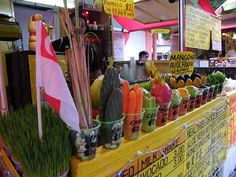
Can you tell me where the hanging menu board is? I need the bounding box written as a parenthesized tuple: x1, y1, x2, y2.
(211, 16, 222, 51)
(113, 31, 125, 61)
(229, 94, 236, 146)
(185, 5, 211, 50)
(113, 102, 228, 177)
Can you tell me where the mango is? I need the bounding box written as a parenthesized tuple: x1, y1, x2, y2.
(90, 76, 103, 109)
(193, 77, 202, 87)
(177, 79, 185, 88)
(185, 78, 193, 86)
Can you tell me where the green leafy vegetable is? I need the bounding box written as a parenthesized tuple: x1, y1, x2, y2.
(214, 71, 226, 84)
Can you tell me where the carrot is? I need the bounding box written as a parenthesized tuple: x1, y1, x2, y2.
(125, 90, 136, 139)
(135, 88, 143, 113)
(122, 80, 130, 114)
(127, 91, 136, 114)
(133, 83, 139, 93)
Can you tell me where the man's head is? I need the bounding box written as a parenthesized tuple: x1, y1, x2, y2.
(139, 51, 149, 62)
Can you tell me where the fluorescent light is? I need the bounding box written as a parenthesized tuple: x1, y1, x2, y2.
(233, 34, 236, 39)
(22, 0, 75, 8)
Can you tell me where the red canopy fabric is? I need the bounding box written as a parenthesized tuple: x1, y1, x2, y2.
(113, 16, 178, 32)
(198, 0, 216, 16)
(114, 0, 216, 32)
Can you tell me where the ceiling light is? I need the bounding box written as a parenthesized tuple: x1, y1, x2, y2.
(233, 34, 236, 39)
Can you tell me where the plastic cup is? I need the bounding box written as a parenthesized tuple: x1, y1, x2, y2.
(212, 84, 219, 99)
(99, 115, 124, 149)
(187, 95, 196, 112)
(201, 87, 209, 105)
(218, 83, 223, 94)
(195, 89, 203, 108)
(156, 103, 171, 126)
(74, 119, 101, 160)
(207, 85, 215, 102)
(178, 96, 189, 116)
(168, 104, 180, 121)
(124, 110, 145, 140)
(142, 106, 159, 132)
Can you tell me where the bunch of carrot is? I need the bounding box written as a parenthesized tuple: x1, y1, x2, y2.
(122, 81, 143, 115)
(123, 80, 143, 139)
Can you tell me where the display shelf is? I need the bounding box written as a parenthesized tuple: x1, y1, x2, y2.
(0, 150, 20, 177)
(71, 92, 235, 177)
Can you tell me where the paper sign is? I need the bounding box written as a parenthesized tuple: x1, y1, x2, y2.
(83, 0, 103, 11)
(223, 0, 236, 11)
(169, 51, 194, 76)
(211, 16, 222, 51)
(104, 0, 135, 19)
(113, 102, 228, 177)
(185, 5, 211, 50)
(151, 29, 170, 34)
(229, 94, 236, 146)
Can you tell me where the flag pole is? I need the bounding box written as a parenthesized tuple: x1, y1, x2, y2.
(36, 21, 43, 140)
(36, 87, 43, 139)
(0, 49, 8, 116)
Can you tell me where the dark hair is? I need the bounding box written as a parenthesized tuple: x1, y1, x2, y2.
(139, 51, 149, 57)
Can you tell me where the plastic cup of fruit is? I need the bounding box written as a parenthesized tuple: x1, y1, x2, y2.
(178, 96, 190, 116)
(195, 89, 203, 108)
(212, 84, 219, 99)
(187, 93, 198, 112)
(168, 104, 180, 121)
(156, 102, 171, 126)
(124, 110, 145, 140)
(142, 106, 160, 132)
(201, 87, 209, 105)
(207, 85, 215, 102)
(218, 83, 224, 94)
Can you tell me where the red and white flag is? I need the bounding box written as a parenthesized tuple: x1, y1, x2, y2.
(36, 21, 80, 132)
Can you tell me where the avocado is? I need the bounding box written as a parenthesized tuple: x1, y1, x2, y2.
(176, 75, 185, 83)
(184, 74, 191, 82)
(190, 73, 201, 81)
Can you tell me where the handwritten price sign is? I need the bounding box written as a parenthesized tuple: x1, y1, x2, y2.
(169, 51, 194, 76)
(104, 0, 135, 19)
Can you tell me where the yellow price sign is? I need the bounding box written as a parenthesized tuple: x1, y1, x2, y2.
(151, 29, 170, 34)
(103, 0, 135, 19)
(169, 51, 194, 76)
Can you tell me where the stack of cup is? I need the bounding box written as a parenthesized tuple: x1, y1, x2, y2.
(168, 90, 182, 121)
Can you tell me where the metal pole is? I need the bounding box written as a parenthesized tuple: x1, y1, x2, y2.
(179, 0, 185, 51)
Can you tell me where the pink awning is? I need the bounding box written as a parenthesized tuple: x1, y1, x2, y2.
(113, 15, 178, 32)
(114, 0, 216, 32)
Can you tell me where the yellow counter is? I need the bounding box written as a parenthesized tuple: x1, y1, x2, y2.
(71, 91, 235, 177)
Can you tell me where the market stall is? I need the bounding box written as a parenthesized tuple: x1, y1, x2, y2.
(0, 0, 236, 177)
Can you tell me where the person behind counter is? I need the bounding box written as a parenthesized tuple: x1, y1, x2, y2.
(135, 51, 149, 81)
(52, 9, 102, 83)
(136, 51, 149, 65)
(226, 45, 236, 57)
